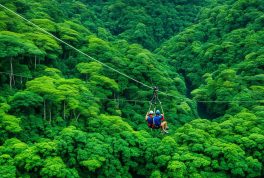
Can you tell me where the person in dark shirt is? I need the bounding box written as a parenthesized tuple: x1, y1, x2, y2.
(145, 110, 154, 128)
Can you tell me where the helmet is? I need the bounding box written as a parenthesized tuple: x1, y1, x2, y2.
(156, 110, 161, 115)
(149, 110, 154, 115)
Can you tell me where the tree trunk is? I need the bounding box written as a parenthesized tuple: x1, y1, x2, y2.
(9, 57, 13, 89)
(11, 57, 16, 87)
(75, 113, 81, 122)
(43, 100, 46, 120)
(12, 74, 16, 86)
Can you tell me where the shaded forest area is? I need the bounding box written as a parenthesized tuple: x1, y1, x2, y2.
(0, 0, 263, 177)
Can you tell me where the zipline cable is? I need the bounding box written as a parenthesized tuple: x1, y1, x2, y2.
(0, 72, 32, 78)
(0, 71, 263, 103)
(0, 70, 263, 103)
(84, 95, 264, 103)
(196, 100, 264, 103)
(0, 3, 153, 90)
(86, 96, 150, 103)
(0, 3, 191, 100)
(1, 4, 263, 104)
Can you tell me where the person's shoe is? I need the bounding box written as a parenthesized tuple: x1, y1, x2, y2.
(163, 130, 169, 134)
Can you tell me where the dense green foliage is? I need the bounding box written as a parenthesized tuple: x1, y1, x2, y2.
(0, 0, 263, 177)
(157, 0, 264, 117)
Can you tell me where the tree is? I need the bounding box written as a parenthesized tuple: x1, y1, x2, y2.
(0, 31, 42, 89)
(0, 103, 22, 143)
(23, 32, 61, 60)
(40, 157, 79, 177)
(9, 91, 43, 114)
(76, 62, 102, 81)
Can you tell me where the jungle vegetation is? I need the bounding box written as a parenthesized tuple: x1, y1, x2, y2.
(0, 0, 263, 177)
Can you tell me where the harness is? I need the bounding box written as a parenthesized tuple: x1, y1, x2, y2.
(147, 86, 164, 129)
(148, 86, 164, 115)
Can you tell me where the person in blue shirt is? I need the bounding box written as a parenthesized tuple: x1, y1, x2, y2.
(153, 110, 168, 133)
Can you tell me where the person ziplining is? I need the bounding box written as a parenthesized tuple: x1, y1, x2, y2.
(145, 110, 169, 134)
(145, 87, 169, 134)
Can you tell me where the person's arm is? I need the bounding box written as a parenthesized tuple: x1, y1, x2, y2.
(161, 114, 165, 121)
(145, 112, 149, 121)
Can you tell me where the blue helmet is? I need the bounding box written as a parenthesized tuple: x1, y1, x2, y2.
(156, 110, 161, 115)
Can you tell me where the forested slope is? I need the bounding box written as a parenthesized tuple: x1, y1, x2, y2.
(157, 0, 264, 117)
(0, 0, 263, 177)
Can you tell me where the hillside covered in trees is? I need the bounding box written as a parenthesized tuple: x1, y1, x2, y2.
(0, 0, 263, 177)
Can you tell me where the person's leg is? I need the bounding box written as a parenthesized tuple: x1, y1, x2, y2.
(164, 121, 168, 129)
(161, 122, 165, 130)
(160, 122, 168, 133)
(162, 121, 167, 129)
(160, 122, 167, 132)
(160, 125, 163, 132)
